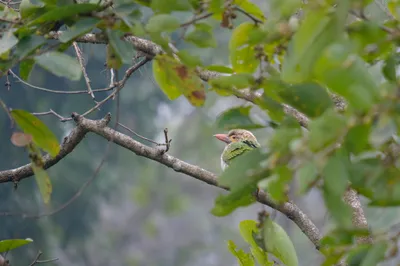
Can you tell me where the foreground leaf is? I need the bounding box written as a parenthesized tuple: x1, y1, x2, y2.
(35, 52, 82, 81)
(0, 238, 33, 252)
(263, 216, 299, 266)
(227, 240, 255, 266)
(216, 106, 264, 130)
(11, 109, 60, 157)
(153, 54, 205, 106)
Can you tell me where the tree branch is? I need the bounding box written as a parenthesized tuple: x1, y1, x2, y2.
(0, 114, 322, 249)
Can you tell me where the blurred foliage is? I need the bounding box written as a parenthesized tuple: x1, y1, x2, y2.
(2, 0, 400, 265)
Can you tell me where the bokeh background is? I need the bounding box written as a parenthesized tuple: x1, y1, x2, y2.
(1, 1, 400, 265)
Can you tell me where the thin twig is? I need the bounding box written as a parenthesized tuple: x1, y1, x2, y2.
(233, 6, 263, 24)
(163, 128, 171, 153)
(28, 251, 58, 266)
(180, 12, 213, 27)
(0, 97, 14, 127)
(73, 42, 95, 100)
(32, 109, 69, 122)
(117, 122, 167, 146)
(80, 57, 150, 118)
(9, 69, 114, 95)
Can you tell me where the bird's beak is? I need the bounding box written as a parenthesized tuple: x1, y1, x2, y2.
(214, 134, 231, 144)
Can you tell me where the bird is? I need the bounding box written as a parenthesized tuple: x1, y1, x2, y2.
(214, 129, 260, 171)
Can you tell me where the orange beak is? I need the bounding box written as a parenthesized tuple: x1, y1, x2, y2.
(214, 133, 231, 144)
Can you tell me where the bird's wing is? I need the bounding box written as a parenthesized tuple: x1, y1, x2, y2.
(222, 142, 254, 166)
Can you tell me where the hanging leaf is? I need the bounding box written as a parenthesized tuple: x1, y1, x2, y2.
(19, 59, 35, 81)
(229, 22, 260, 73)
(152, 54, 205, 106)
(0, 238, 33, 252)
(263, 216, 299, 266)
(11, 109, 60, 157)
(35, 52, 82, 81)
(59, 18, 100, 43)
(239, 220, 274, 266)
(31, 157, 52, 204)
(107, 29, 135, 65)
(216, 106, 264, 130)
(234, 0, 266, 22)
(14, 35, 46, 59)
(185, 23, 217, 48)
(227, 240, 255, 266)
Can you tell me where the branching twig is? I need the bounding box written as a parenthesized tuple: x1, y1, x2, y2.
(117, 122, 167, 147)
(180, 12, 213, 28)
(9, 69, 114, 95)
(163, 128, 171, 153)
(233, 6, 263, 24)
(28, 251, 58, 266)
(32, 109, 69, 122)
(73, 42, 95, 100)
(0, 115, 322, 249)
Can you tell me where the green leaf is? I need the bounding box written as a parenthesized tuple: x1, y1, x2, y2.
(277, 82, 334, 118)
(256, 94, 285, 123)
(152, 57, 181, 100)
(204, 65, 234, 74)
(176, 50, 203, 68)
(150, 0, 192, 13)
(210, 73, 255, 89)
(234, 0, 265, 22)
(239, 220, 273, 266)
(313, 42, 380, 111)
(360, 242, 387, 266)
(32, 158, 52, 204)
(0, 31, 18, 55)
(269, 0, 302, 20)
(297, 161, 319, 194)
(152, 54, 205, 106)
(264, 166, 292, 202)
(344, 123, 371, 154)
(59, 18, 100, 43)
(263, 216, 299, 266)
(19, 59, 35, 81)
(11, 109, 60, 157)
(29, 3, 101, 25)
(281, 2, 350, 83)
(35, 51, 82, 81)
(107, 29, 135, 65)
(211, 149, 266, 216)
(322, 150, 352, 228)
(106, 44, 122, 69)
(14, 35, 46, 59)
(227, 240, 255, 266)
(145, 14, 180, 33)
(308, 109, 347, 151)
(382, 53, 398, 82)
(216, 106, 264, 130)
(229, 22, 260, 73)
(19, 0, 45, 19)
(0, 238, 33, 252)
(185, 22, 217, 48)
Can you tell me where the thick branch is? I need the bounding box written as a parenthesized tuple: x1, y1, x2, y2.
(0, 114, 322, 249)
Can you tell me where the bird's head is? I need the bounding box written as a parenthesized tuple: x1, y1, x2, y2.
(214, 129, 260, 148)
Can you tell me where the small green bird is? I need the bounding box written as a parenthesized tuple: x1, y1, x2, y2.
(214, 129, 260, 171)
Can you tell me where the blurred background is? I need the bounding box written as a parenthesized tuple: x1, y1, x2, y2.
(1, 0, 400, 265)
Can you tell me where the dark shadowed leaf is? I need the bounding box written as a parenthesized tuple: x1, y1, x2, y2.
(0, 238, 33, 252)
(35, 52, 82, 81)
(145, 14, 180, 33)
(19, 59, 35, 81)
(59, 18, 100, 43)
(322, 150, 352, 228)
(14, 35, 46, 59)
(297, 161, 319, 194)
(263, 216, 299, 266)
(216, 106, 264, 130)
(11, 109, 60, 157)
(185, 22, 217, 48)
(344, 123, 371, 154)
(107, 29, 135, 65)
(308, 109, 347, 151)
(277, 82, 334, 118)
(29, 3, 100, 25)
